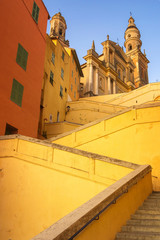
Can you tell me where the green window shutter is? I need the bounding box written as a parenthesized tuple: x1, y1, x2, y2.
(21, 48, 28, 70)
(51, 52, 55, 64)
(62, 51, 65, 61)
(50, 71, 54, 85)
(16, 44, 23, 65)
(35, 6, 39, 22)
(32, 1, 39, 23)
(16, 43, 28, 71)
(32, 2, 36, 19)
(60, 85, 63, 98)
(61, 68, 64, 79)
(10, 79, 24, 107)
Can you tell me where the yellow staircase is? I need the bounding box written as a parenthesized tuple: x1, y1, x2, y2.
(115, 192, 160, 239)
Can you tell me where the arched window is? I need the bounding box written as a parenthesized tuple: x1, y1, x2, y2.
(128, 44, 132, 51)
(59, 28, 62, 36)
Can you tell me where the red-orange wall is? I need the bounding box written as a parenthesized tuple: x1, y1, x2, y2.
(0, 0, 49, 137)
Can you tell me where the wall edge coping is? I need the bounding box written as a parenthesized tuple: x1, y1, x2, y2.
(49, 101, 160, 141)
(0, 134, 139, 169)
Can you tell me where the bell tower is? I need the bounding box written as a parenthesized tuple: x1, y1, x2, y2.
(124, 16, 149, 88)
(124, 16, 142, 53)
(49, 12, 69, 46)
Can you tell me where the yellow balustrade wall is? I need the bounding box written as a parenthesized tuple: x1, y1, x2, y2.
(0, 136, 134, 240)
(65, 101, 126, 124)
(80, 82, 160, 107)
(52, 103, 160, 190)
(107, 82, 160, 106)
(45, 121, 81, 138)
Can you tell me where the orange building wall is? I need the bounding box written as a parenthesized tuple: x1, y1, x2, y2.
(0, 0, 49, 137)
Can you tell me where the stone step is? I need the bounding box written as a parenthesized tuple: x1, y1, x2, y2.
(127, 219, 160, 226)
(144, 202, 160, 207)
(145, 196, 160, 200)
(148, 195, 160, 199)
(131, 213, 160, 220)
(122, 225, 160, 233)
(115, 192, 160, 240)
(139, 205, 160, 210)
(115, 232, 160, 240)
(151, 192, 160, 195)
(136, 209, 160, 215)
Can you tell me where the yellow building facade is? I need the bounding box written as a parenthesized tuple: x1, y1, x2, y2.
(39, 13, 83, 138)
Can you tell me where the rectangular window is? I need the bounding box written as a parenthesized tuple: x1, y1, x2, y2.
(71, 84, 73, 92)
(60, 85, 63, 98)
(50, 71, 54, 85)
(51, 52, 55, 64)
(16, 43, 28, 71)
(74, 91, 76, 99)
(5, 123, 18, 135)
(61, 68, 64, 80)
(10, 79, 24, 107)
(62, 51, 65, 61)
(32, 1, 39, 23)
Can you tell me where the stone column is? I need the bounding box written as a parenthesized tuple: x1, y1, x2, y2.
(94, 68, 99, 95)
(89, 63, 93, 92)
(108, 76, 111, 94)
(107, 47, 110, 63)
(113, 80, 116, 94)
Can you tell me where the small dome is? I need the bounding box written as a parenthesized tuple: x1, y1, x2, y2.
(125, 16, 139, 32)
(51, 12, 66, 26)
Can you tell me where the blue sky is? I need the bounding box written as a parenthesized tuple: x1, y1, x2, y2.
(43, 0, 160, 83)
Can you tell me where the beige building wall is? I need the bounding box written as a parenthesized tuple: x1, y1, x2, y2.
(65, 48, 83, 101)
(39, 35, 70, 137)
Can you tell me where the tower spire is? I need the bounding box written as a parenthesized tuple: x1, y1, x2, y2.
(91, 40, 95, 51)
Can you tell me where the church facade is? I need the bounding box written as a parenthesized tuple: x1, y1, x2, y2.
(80, 16, 149, 97)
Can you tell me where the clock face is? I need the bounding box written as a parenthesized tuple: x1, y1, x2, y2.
(128, 34, 131, 38)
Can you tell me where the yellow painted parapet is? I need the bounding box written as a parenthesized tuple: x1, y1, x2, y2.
(65, 100, 126, 124)
(31, 165, 152, 240)
(0, 135, 137, 240)
(44, 121, 82, 138)
(105, 82, 160, 106)
(78, 82, 160, 107)
(51, 102, 160, 190)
